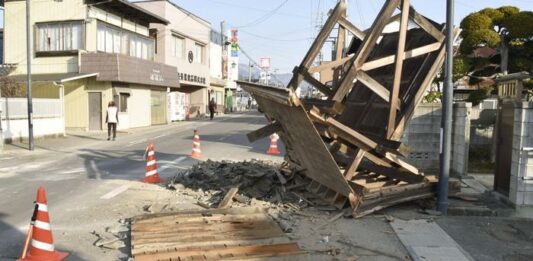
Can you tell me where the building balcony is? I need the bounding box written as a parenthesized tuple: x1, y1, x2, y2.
(79, 52, 180, 88)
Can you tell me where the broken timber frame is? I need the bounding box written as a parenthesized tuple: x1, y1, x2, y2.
(239, 0, 459, 217)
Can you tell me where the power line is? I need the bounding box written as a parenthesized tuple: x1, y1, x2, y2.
(238, 45, 284, 85)
(235, 0, 290, 28)
(240, 29, 313, 42)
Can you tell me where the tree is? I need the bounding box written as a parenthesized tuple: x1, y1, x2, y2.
(460, 6, 533, 74)
(0, 76, 24, 97)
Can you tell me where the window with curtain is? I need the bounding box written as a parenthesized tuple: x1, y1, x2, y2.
(194, 43, 204, 64)
(97, 22, 154, 60)
(171, 35, 184, 58)
(36, 22, 83, 53)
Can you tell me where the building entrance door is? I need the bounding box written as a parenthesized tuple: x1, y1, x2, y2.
(89, 92, 102, 131)
(151, 90, 167, 125)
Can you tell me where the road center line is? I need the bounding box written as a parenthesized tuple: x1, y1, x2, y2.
(100, 185, 130, 200)
(159, 156, 187, 172)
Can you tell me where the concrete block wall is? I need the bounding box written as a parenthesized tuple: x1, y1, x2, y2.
(509, 102, 533, 206)
(402, 104, 442, 174)
(451, 103, 471, 177)
(401, 103, 471, 176)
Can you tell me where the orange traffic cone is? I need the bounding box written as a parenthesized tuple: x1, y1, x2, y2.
(18, 187, 69, 261)
(267, 133, 281, 155)
(191, 129, 203, 158)
(143, 144, 162, 184)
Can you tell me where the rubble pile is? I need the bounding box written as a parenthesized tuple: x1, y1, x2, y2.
(168, 159, 304, 206)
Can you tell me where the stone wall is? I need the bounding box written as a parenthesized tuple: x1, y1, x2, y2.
(509, 102, 533, 206)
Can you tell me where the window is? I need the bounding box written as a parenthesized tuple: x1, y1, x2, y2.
(113, 93, 129, 112)
(194, 43, 204, 64)
(97, 22, 154, 60)
(36, 22, 83, 53)
(171, 35, 184, 58)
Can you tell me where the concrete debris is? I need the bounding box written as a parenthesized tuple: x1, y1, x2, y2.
(168, 159, 304, 206)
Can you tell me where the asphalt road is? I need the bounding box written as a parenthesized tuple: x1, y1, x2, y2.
(0, 112, 284, 260)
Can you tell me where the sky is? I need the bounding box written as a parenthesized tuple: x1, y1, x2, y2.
(1, 0, 532, 73)
(171, 0, 533, 73)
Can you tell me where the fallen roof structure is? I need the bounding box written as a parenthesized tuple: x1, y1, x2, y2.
(239, 0, 460, 217)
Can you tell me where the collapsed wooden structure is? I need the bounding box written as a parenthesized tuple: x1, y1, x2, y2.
(130, 208, 308, 260)
(240, 0, 459, 217)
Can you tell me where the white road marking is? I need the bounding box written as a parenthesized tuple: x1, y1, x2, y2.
(217, 136, 227, 141)
(100, 185, 130, 200)
(126, 139, 148, 147)
(159, 156, 187, 172)
(153, 134, 167, 139)
(59, 168, 85, 174)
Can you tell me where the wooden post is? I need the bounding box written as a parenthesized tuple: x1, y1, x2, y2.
(387, 0, 410, 138)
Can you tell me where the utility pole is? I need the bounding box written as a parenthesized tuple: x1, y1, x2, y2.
(26, 0, 34, 151)
(438, 0, 454, 214)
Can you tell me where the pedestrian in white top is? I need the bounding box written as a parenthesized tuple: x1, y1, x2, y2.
(106, 101, 119, 141)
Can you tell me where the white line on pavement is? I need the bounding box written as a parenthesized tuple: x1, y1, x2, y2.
(127, 139, 148, 147)
(60, 167, 85, 174)
(217, 136, 227, 141)
(100, 185, 130, 200)
(159, 156, 187, 172)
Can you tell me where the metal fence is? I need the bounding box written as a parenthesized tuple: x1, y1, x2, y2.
(0, 98, 62, 120)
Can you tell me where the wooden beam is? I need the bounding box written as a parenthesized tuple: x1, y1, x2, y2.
(344, 149, 366, 180)
(326, 117, 379, 152)
(218, 187, 239, 208)
(301, 2, 347, 69)
(300, 71, 333, 96)
(247, 122, 282, 143)
(355, 70, 391, 103)
(359, 161, 425, 183)
(391, 29, 458, 140)
(361, 42, 442, 71)
(387, 0, 410, 138)
(338, 16, 365, 40)
(409, 6, 445, 42)
(331, 0, 401, 102)
(308, 54, 354, 74)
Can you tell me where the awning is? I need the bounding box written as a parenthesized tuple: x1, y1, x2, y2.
(113, 87, 131, 96)
(7, 73, 99, 84)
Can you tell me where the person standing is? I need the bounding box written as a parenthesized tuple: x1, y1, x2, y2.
(106, 101, 119, 141)
(208, 98, 217, 120)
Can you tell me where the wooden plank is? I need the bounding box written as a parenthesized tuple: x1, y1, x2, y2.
(387, 0, 410, 138)
(409, 6, 445, 42)
(308, 54, 353, 74)
(247, 122, 282, 143)
(333, 11, 347, 87)
(338, 16, 365, 40)
(132, 207, 267, 222)
(218, 187, 239, 208)
(134, 243, 303, 261)
(331, 0, 401, 102)
(361, 42, 442, 71)
(132, 237, 292, 256)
